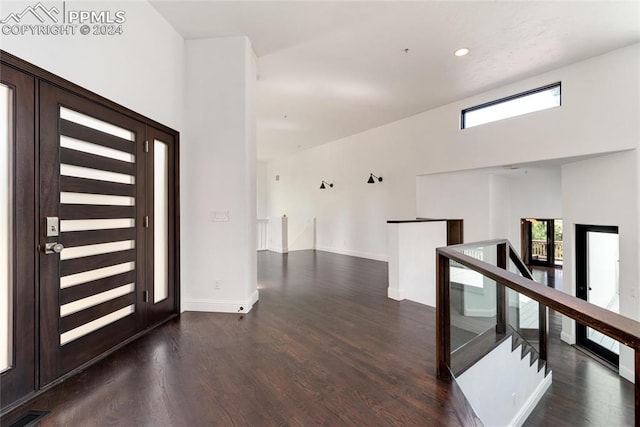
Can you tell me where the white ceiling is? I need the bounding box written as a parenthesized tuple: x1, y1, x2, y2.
(151, 1, 640, 161)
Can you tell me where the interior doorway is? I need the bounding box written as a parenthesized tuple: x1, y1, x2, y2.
(575, 224, 620, 366)
(521, 218, 563, 267)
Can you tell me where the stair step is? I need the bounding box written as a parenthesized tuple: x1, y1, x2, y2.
(511, 336, 522, 352)
(521, 343, 532, 360)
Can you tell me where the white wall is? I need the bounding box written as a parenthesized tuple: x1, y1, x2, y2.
(0, 1, 184, 130)
(268, 44, 639, 261)
(417, 171, 492, 242)
(505, 168, 563, 257)
(561, 150, 638, 382)
(457, 337, 552, 427)
(490, 174, 509, 240)
(417, 166, 562, 253)
(257, 161, 268, 219)
(267, 140, 416, 260)
(181, 37, 258, 313)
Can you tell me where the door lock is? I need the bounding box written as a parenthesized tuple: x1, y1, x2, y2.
(45, 217, 60, 237)
(44, 242, 64, 254)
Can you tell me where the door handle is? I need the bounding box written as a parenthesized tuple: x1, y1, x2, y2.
(44, 242, 64, 254)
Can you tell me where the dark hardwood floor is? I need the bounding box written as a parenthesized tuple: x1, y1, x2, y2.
(525, 309, 634, 426)
(3, 252, 634, 426)
(525, 267, 634, 426)
(3, 251, 462, 426)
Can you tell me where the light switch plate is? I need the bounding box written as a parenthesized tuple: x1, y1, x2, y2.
(210, 211, 229, 222)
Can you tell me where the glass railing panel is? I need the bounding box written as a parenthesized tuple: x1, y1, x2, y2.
(449, 261, 497, 374)
(452, 244, 499, 266)
(507, 288, 541, 353)
(508, 257, 524, 275)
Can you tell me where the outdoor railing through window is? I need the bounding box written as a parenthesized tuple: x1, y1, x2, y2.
(436, 239, 640, 426)
(531, 240, 563, 262)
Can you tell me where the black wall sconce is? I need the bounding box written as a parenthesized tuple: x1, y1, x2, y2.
(367, 173, 383, 184)
(320, 180, 333, 189)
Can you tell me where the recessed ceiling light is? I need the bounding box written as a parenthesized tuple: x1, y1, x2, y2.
(454, 48, 470, 57)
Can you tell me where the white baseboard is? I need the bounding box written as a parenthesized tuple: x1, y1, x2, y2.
(388, 287, 404, 301)
(268, 245, 288, 253)
(463, 307, 497, 317)
(511, 371, 553, 427)
(560, 330, 575, 345)
(315, 245, 388, 262)
(247, 289, 259, 311)
(183, 290, 259, 314)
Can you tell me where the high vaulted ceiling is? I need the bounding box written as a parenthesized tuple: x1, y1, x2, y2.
(151, 1, 640, 161)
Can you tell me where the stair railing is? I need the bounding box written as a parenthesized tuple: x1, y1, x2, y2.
(436, 239, 640, 426)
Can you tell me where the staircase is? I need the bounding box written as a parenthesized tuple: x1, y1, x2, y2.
(455, 332, 552, 427)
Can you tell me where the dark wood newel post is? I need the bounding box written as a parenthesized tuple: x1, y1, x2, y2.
(496, 243, 507, 335)
(436, 252, 451, 379)
(539, 304, 548, 361)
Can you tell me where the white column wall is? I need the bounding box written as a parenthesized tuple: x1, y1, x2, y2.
(182, 37, 258, 313)
(257, 161, 269, 219)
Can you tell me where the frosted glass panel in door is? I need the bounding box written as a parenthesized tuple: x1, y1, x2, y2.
(0, 84, 13, 373)
(586, 231, 620, 354)
(154, 140, 168, 303)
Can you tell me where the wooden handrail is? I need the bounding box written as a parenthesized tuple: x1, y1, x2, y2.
(438, 246, 640, 349)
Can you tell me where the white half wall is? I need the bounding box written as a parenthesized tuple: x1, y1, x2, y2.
(181, 37, 258, 314)
(387, 221, 447, 306)
(0, 1, 184, 131)
(268, 216, 288, 253)
(561, 150, 639, 383)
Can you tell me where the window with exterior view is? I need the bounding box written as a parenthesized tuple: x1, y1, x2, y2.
(461, 83, 561, 129)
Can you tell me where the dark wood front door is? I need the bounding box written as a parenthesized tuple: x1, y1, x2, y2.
(1, 51, 179, 413)
(38, 83, 178, 385)
(38, 82, 148, 385)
